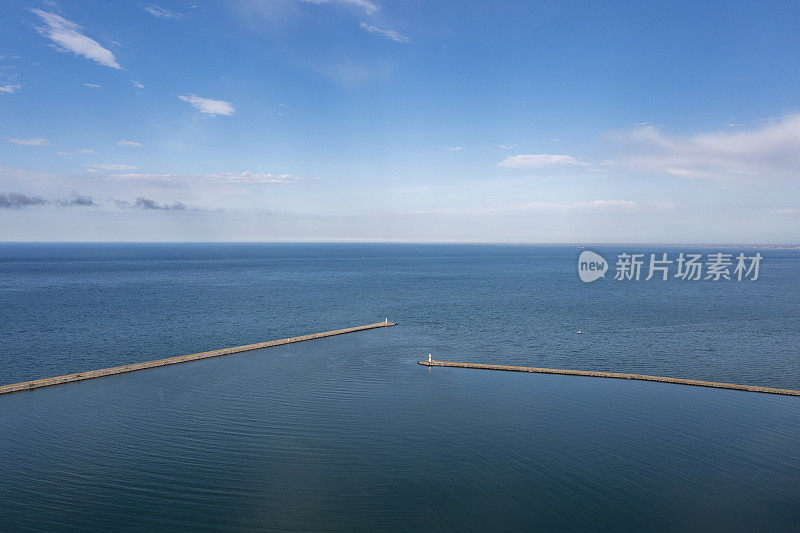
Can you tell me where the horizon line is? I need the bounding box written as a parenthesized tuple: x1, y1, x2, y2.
(0, 240, 798, 248)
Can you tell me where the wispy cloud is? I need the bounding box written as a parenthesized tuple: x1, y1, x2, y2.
(571, 200, 637, 209)
(359, 22, 411, 43)
(0, 84, 21, 94)
(409, 200, 677, 217)
(143, 4, 183, 19)
(221, 171, 314, 183)
(32, 10, 121, 69)
(446, 146, 463, 151)
(117, 140, 143, 148)
(83, 82, 101, 88)
(133, 80, 144, 89)
(108, 171, 313, 184)
(57, 148, 96, 156)
(8, 138, 50, 146)
(611, 112, 800, 180)
(499, 154, 590, 168)
(85, 163, 138, 171)
(513, 200, 675, 212)
(0, 193, 47, 208)
(178, 94, 235, 116)
(315, 60, 394, 86)
(300, 0, 378, 15)
(498, 144, 517, 150)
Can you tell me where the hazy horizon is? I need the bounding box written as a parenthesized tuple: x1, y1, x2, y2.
(1, 240, 797, 247)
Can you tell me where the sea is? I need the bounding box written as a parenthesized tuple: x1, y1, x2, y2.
(0, 243, 798, 530)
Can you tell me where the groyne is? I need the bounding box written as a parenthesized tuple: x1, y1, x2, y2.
(419, 360, 800, 397)
(0, 321, 396, 395)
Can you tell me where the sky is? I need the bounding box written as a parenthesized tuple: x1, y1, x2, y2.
(0, 0, 799, 242)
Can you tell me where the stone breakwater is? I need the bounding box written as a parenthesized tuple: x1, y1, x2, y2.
(0, 321, 396, 395)
(419, 360, 800, 397)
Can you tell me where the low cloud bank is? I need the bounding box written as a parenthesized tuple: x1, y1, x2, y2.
(56, 194, 96, 207)
(0, 193, 47, 208)
(0, 193, 200, 211)
(115, 197, 201, 211)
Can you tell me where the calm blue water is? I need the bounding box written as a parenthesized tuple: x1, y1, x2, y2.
(1, 243, 799, 530)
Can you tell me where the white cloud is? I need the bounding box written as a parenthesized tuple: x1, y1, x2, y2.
(343, 0, 379, 13)
(178, 94, 235, 116)
(446, 146, 463, 151)
(496, 112, 800, 181)
(300, 0, 378, 15)
(0, 84, 21, 94)
(133, 81, 144, 89)
(359, 23, 411, 43)
(612, 113, 800, 180)
(83, 82, 101, 88)
(143, 5, 183, 18)
(8, 138, 50, 146)
(108, 171, 313, 184)
(499, 154, 589, 168)
(85, 163, 138, 171)
(32, 10, 121, 69)
(117, 140, 143, 148)
(498, 144, 517, 150)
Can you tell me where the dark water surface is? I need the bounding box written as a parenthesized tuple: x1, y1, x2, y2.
(1, 244, 799, 530)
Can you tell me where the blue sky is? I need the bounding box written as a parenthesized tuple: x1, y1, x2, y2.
(1, 0, 799, 241)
